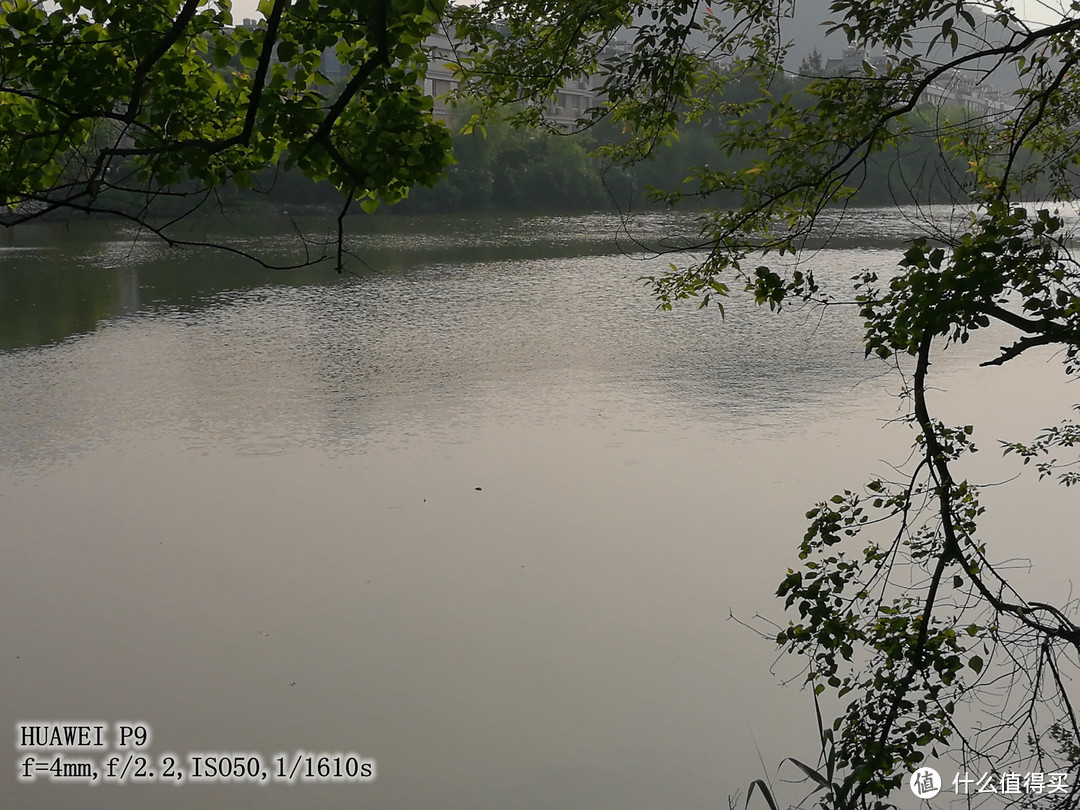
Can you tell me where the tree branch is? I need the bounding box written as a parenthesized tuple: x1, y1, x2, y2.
(123, 0, 204, 123)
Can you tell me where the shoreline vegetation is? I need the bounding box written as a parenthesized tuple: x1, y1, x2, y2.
(10, 66, 1054, 228)
(17, 115, 1043, 223)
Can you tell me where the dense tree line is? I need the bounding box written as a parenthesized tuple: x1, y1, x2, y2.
(251, 70, 1008, 215)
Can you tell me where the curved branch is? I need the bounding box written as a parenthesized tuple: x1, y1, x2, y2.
(303, 0, 391, 152)
(912, 335, 1080, 647)
(123, 0, 204, 123)
(102, 0, 291, 161)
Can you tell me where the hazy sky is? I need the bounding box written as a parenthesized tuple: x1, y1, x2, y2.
(230, 1, 260, 23)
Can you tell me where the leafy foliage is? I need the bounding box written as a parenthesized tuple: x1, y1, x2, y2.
(399, 113, 609, 211)
(0, 0, 453, 265)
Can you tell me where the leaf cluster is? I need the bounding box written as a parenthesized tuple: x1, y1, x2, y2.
(0, 0, 455, 256)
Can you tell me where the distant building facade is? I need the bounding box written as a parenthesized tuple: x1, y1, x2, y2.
(824, 46, 894, 76)
(238, 20, 602, 130)
(415, 28, 601, 129)
(822, 46, 1010, 117)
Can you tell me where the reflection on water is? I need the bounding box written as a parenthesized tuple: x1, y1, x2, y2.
(1, 204, 1041, 352)
(1, 210, 1076, 810)
(7, 203, 1077, 352)
(0, 243, 882, 470)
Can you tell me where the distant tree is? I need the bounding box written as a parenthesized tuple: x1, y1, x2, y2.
(798, 47, 825, 77)
(398, 113, 608, 212)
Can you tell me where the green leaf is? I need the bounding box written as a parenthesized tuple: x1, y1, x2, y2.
(239, 37, 260, 70)
(784, 757, 831, 790)
(745, 779, 780, 810)
(277, 39, 297, 63)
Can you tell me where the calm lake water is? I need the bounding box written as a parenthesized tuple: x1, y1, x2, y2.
(1, 208, 1076, 809)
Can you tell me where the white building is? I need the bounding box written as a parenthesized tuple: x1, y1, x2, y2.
(821, 46, 1010, 117)
(236, 20, 602, 131)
